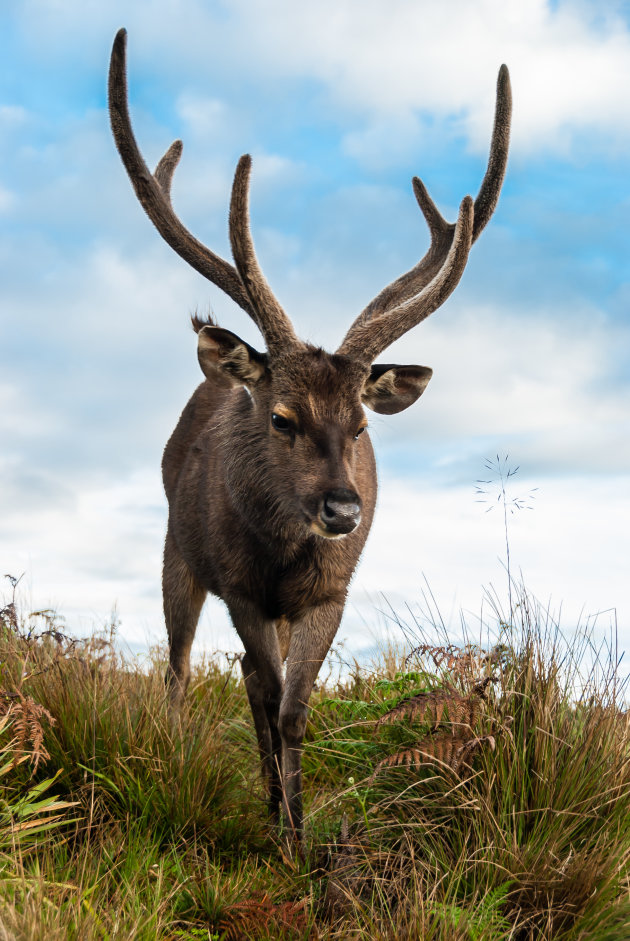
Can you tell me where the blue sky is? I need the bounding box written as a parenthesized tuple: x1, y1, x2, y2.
(1, 0, 629, 665)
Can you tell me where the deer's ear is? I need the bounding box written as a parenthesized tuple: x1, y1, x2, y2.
(197, 326, 269, 386)
(362, 364, 433, 415)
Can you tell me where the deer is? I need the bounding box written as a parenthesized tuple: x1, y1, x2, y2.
(108, 28, 511, 844)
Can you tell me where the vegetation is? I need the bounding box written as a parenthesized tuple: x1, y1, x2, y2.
(0, 571, 628, 940)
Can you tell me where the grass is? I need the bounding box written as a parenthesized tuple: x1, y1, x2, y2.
(0, 579, 628, 939)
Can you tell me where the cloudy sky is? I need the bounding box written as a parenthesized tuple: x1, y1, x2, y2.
(1, 0, 629, 668)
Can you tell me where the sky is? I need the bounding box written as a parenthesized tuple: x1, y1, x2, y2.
(1, 0, 629, 670)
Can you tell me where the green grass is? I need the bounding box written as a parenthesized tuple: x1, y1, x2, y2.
(0, 584, 629, 940)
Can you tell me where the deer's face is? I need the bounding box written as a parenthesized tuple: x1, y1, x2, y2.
(198, 326, 433, 538)
(265, 350, 369, 538)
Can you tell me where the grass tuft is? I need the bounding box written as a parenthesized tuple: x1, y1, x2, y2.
(0, 577, 628, 938)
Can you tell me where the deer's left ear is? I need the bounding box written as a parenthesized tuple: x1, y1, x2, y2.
(362, 364, 433, 415)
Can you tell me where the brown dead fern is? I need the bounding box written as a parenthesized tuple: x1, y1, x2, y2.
(376, 677, 495, 731)
(0, 690, 55, 770)
(372, 733, 496, 779)
(405, 641, 509, 673)
(404, 643, 472, 672)
(217, 892, 311, 939)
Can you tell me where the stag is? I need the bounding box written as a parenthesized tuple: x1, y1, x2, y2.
(108, 28, 511, 842)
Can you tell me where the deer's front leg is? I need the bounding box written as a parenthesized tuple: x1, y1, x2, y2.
(280, 602, 344, 842)
(228, 597, 284, 822)
(163, 526, 207, 715)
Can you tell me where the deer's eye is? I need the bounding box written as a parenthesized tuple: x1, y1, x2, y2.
(271, 412, 292, 433)
(354, 426, 366, 441)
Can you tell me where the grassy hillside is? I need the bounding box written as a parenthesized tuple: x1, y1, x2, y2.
(0, 580, 629, 940)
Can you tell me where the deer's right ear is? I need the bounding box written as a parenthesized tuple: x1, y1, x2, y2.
(197, 326, 269, 386)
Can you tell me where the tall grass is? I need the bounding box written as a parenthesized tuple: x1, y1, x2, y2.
(310, 587, 630, 938)
(0, 577, 628, 939)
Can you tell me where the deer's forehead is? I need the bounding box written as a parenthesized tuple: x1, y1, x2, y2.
(270, 352, 367, 419)
(272, 350, 368, 388)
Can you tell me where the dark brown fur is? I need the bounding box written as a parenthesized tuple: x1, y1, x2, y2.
(162, 340, 384, 836)
(107, 28, 511, 842)
(163, 346, 375, 621)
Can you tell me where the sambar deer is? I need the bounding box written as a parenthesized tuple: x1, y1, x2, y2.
(108, 28, 511, 842)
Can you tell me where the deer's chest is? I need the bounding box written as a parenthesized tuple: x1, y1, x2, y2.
(235, 540, 354, 622)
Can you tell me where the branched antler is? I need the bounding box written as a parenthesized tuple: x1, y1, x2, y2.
(108, 29, 299, 355)
(110, 29, 510, 364)
(338, 65, 511, 362)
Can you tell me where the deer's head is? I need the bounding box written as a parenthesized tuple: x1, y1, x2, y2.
(109, 29, 511, 539)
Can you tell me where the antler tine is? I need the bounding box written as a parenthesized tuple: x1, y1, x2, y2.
(153, 140, 183, 203)
(340, 65, 511, 347)
(229, 155, 300, 353)
(338, 196, 474, 363)
(472, 64, 512, 239)
(108, 28, 254, 318)
(357, 178, 455, 326)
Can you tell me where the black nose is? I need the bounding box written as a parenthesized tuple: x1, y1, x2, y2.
(320, 489, 362, 535)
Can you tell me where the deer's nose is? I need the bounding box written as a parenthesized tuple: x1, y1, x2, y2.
(320, 489, 361, 535)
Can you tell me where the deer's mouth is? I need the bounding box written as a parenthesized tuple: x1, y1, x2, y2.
(309, 519, 349, 540)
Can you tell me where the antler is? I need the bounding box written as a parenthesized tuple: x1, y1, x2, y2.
(229, 155, 301, 352)
(337, 65, 511, 363)
(108, 28, 298, 354)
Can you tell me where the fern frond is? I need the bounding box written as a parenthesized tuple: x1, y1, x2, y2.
(372, 733, 496, 778)
(377, 680, 493, 730)
(0, 690, 55, 770)
(218, 892, 310, 939)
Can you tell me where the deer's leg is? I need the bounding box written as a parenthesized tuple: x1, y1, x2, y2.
(280, 602, 344, 841)
(228, 598, 284, 822)
(163, 526, 207, 713)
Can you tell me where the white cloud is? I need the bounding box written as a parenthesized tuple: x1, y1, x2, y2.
(177, 94, 229, 139)
(3, 464, 627, 663)
(2, 0, 629, 675)
(352, 468, 630, 655)
(2, 468, 167, 646)
(351, 299, 630, 476)
(234, 0, 630, 156)
(0, 105, 28, 127)
(0, 186, 16, 213)
(12, 0, 630, 159)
